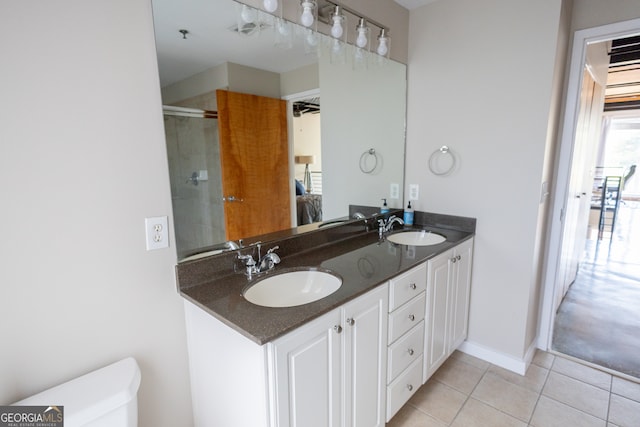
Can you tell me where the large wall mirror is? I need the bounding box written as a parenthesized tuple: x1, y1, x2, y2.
(152, 0, 407, 261)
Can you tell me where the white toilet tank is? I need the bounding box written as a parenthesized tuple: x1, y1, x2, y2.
(14, 357, 141, 427)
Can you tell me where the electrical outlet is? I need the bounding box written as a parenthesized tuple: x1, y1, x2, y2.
(390, 183, 400, 199)
(409, 184, 419, 201)
(145, 216, 169, 250)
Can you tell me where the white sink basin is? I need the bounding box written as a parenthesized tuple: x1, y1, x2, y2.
(244, 269, 342, 308)
(387, 230, 446, 246)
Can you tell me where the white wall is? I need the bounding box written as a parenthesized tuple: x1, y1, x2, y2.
(320, 51, 407, 218)
(405, 0, 567, 366)
(0, 1, 193, 426)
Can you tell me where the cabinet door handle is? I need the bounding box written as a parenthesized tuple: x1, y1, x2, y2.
(346, 318, 355, 326)
(409, 283, 417, 290)
(451, 257, 457, 263)
(408, 348, 414, 356)
(333, 325, 343, 334)
(456, 254, 462, 261)
(407, 384, 413, 391)
(408, 314, 415, 321)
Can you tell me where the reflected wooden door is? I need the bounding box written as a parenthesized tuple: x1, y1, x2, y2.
(216, 89, 291, 241)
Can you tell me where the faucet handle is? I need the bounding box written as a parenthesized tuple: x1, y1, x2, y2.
(267, 246, 279, 254)
(238, 253, 255, 266)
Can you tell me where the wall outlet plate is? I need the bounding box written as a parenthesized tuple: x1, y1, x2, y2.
(390, 183, 400, 199)
(145, 216, 169, 250)
(409, 184, 419, 201)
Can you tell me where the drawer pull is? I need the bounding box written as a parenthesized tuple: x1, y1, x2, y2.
(334, 325, 343, 334)
(407, 384, 413, 392)
(408, 314, 415, 321)
(410, 283, 417, 290)
(346, 318, 355, 326)
(408, 348, 414, 356)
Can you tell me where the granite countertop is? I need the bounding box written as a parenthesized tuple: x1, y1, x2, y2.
(177, 212, 475, 346)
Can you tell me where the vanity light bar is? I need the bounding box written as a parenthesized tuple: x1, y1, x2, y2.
(248, 0, 391, 58)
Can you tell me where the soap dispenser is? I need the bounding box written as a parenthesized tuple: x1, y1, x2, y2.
(403, 200, 414, 225)
(380, 198, 390, 214)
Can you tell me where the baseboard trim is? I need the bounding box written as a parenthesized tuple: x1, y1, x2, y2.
(458, 339, 538, 376)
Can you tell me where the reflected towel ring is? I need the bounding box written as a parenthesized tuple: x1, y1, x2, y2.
(359, 148, 378, 174)
(428, 145, 456, 176)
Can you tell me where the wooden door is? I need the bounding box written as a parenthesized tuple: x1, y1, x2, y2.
(216, 89, 291, 241)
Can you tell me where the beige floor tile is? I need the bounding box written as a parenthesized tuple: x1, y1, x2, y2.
(488, 363, 549, 393)
(552, 356, 612, 390)
(385, 404, 447, 427)
(450, 398, 527, 427)
(608, 394, 640, 427)
(542, 371, 610, 419)
(471, 371, 539, 422)
(532, 350, 555, 369)
(450, 350, 490, 371)
(409, 380, 467, 424)
(611, 376, 640, 402)
(529, 395, 606, 427)
(431, 357, 485, 394)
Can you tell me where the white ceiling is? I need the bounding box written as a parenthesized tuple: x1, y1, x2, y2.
(153, 0, 318, 87)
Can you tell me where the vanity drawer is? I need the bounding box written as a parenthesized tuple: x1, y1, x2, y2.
(388, 263, 427, 311)
(388, 320, 424, 382)
(388, 292, 426, 344)
(386, 355, 423, 422)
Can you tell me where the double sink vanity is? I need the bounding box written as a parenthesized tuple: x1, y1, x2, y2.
(176, 210, 475, 427)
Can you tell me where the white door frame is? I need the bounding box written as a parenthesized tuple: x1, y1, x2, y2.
(538, 17, 640, 350)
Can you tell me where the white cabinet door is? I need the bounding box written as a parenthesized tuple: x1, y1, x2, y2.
(425, 250, 451, 380)
(424, 238, 474, 382)
(343, 285, 388, 427)
(271, 308, 343, 427)
(448, 238, 473, 351)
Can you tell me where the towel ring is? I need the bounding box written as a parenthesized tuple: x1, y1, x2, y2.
(428, 145, 456, 176)
(359, 148, 378, 174)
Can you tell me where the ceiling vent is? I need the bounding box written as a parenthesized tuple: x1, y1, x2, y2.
(229, 22, 270, 36)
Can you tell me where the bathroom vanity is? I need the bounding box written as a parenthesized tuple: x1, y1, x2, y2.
(177, 212, 475, 427)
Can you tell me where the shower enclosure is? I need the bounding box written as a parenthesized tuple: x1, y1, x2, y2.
(163, 106, 225, 259)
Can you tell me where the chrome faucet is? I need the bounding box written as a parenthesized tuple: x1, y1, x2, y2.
(237, 243, 280, 279)
(378, 215, 405, 238)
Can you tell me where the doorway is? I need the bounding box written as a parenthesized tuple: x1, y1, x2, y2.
(540, 18, 640, 379)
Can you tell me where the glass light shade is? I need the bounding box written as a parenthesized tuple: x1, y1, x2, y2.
(240, 4, 257, 23)
(263, 0, 278, 13)
(355, 19, 369, 49)
(377, 37, 388, 56)
(300, 0, 315, 27)
(331, 16, 344, 39)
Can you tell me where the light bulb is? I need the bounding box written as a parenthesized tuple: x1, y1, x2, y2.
(263, 0, 278, 13)
(377, 38, 388, 56)
(305, 29, 318, 47)
(332, 38, 342, 53)
(277, 19, 290, 36)
(331, 16, 343, 39)
(300, 1, 314, 27)
(240, 5, 256, 23)
(356, 28, 368, 48)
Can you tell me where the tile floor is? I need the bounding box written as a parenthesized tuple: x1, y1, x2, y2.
(386, 350, 640, 427)
(553, 202, 640, 378)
